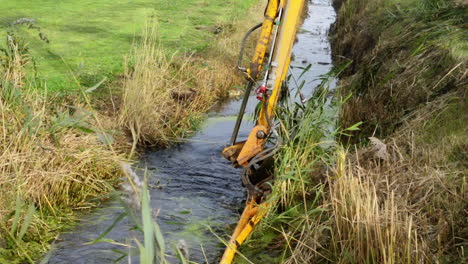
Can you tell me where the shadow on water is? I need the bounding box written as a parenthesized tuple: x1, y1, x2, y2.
(47, 0, 336, 263)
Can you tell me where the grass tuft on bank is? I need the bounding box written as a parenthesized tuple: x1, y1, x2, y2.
(119, 20, 245, 148)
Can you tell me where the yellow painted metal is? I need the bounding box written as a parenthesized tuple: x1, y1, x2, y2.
(236, 125, 268, 166)
(219, 0, 306, 263)
(258, 0, 306, 127)
(247, 0, 280, 80)
(221, 0, 279, 164)
(236, 0, 306, 166)
(222, 141, 245, 164)
(220, 200, 268, 264)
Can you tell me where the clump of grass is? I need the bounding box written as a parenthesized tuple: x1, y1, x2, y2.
(119, 22, 213, 148)
(0, 33, 123, 262)
(118, 2, 268, 149)
(1, 83, 121, 211)
(268, 145, 429, 264)
(327, 148, 427, 263)
(322, 94, 466, 263)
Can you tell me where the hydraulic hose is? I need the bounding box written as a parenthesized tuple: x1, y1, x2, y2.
(237, 23, 263, 72)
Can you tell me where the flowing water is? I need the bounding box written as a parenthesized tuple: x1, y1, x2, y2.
(47, 1, 336, 263)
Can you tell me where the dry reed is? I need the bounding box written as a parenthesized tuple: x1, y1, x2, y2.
(283, 95, 466, 263)
(118, 19, 249, 149)
(0, 34, 123, 262)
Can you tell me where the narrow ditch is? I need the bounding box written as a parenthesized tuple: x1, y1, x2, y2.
(47, 0, 336, 263)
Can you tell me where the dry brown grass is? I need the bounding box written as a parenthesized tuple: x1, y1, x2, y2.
(0, 97, 121, 211)
(0, 40, 122, 213)
(0, 35, 124, 262)
(119, 23, 219, 149)
(274, 147, 419, 264)
(119, 2, 265, 149)
(284, 95, 466, 263)
(326, 149, 428, 263)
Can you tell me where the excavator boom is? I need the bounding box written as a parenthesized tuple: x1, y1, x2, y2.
(220, 0, 306, 263)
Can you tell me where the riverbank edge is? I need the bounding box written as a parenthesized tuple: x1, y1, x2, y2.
(0, 1, 265, 262)
(329, 0, 466, 261)
(235, 0, 466, 263)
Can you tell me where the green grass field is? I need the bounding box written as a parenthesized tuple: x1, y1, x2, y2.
(0, 0, 256, 91)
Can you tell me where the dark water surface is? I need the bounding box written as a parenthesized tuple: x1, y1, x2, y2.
(47, 1, 336, 263)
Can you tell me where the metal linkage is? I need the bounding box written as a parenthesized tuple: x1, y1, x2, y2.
(220, 0, 306, 263)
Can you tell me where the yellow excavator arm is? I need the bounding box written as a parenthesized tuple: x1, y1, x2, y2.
(223, 0, 305, 167)
(220, 0, 306, 263)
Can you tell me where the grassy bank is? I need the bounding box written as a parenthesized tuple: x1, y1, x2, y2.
(331, 0, 466, 141)
(0, 0, 260, 262)
(0, 36, 123, 262)
(236, 0, 466, 263)
(0, 0, 255, 91)
(330, 1, 466, 260)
